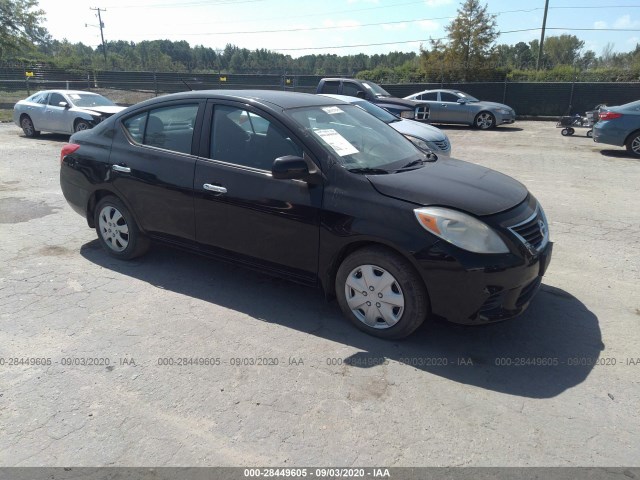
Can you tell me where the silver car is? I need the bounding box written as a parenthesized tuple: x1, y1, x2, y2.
(321, 93, 451, 157)
(13, 90, 125, 137)
(404, 89, 516, 129)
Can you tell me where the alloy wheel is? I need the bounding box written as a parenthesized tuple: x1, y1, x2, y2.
(476, 112, 495, 129)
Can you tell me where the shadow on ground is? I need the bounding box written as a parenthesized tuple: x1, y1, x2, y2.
(438, 125, 523, 133)
(599, 149, 639, 160)
(81, 241, 602, 399)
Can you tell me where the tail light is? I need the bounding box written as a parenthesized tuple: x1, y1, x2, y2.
(60, 143, 80, 165)
(598, 111, 623, 121)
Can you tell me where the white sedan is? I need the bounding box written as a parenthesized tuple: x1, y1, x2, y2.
(320, 93, 451, 157)
(13, 90, 125, 137)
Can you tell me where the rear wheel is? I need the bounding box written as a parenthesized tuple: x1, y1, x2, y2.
(474, 111, 496, 129)
(335, 246, 429, 339)
(20, 115, 40, 138)
(625, 132, 640, 157)
(586, 129, 593, 138)
(94, 196, 149, 260)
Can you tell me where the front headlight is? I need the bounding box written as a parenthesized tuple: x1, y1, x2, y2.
(404, 135, 432, 152)
(414, 207, 509, 254)
(496, 108, 510, 115)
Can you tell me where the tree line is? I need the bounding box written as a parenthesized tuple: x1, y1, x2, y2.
(2, 0, 639, 82)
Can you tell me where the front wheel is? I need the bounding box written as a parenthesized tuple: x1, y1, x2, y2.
(74, 119, 92, 132)
(20, 115, 40, 138)
(474, 111, 496, 129)
(94, 196, 149, 260)
(625, 132, 640, 157)
(586, 129, 593, 138)
(335, 246, 429, 339)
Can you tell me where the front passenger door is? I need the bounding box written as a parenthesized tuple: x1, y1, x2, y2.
(194, 102, 322, 283)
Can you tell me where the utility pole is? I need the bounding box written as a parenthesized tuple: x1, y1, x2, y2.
(90, 7, 108, 67)
(536, 0, 550, 70)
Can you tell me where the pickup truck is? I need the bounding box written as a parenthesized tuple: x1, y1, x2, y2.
(316, 78, 429, 122)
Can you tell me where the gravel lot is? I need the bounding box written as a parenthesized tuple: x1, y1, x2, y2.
(0, 120, 638, 467)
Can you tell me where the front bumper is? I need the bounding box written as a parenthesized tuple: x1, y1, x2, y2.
(418, 240, 552, 324)
(496, 111, 516, 125)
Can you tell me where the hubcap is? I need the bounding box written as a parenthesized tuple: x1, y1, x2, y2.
(477, 113, 494, 129)
(344, 264, 405, 329)
(98, 206, 129, 252)
(632, 136, 640, 154)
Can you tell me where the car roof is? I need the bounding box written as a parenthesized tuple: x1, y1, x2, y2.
(36, 90, 101, 96)
(132, 90, 349, 110)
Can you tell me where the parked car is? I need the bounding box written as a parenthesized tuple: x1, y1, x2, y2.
(404, 89, 515, 129)
(320, 93, 451, 157)
(593, 100, 640, 157)
(60, 90, 551, 339)
(13, 90, 125, 137)
(316, 78, 429, 122)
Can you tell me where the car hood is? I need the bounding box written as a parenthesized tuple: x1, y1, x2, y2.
(74, 105, 126, 115)
(366, 158, 528, 216)
(390, 119, 447, 142)
(374, 97, 422, 109)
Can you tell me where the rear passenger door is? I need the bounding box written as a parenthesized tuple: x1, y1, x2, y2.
(109, 100, 205, 242)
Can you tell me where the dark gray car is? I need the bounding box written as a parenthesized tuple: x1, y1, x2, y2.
(405, 89, 516, 129)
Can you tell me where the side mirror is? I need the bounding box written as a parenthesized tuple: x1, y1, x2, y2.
(272, 155, 321, 184)
(457, 98, 467, 104)
(59, 101, 69, 108)
(356, 90, 366, 99)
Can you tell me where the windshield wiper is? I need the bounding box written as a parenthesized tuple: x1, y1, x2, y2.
(396, 153, 438, 171)
(347, 167, 389, 175)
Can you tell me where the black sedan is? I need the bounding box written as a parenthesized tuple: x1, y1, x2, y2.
(60, 90, 552, 339)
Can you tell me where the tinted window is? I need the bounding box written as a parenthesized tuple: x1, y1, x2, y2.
(440, 92, 460, 102)
(123, 104, 198, 154)
(420, 92, 438, 101)
(322, 81, 340, 94)
(342, 82, 362, 97)
(29, 92, 48, 104)
(48, 93, 66, 106)
(211, 105, 302, 171)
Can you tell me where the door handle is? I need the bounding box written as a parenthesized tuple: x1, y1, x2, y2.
(112, 165, 131, 173)
(203, 183, 227, 194)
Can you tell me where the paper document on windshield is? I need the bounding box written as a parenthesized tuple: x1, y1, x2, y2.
(315, 129, 359, 156)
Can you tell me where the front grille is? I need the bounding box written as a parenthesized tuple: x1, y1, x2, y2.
(415, 105, 429, 121)
(432, 139, 449, 151)
(508, 208, 548, 251)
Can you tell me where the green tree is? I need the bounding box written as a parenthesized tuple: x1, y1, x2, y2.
(543, 34, 585, 66)
(0, 0, 50, 59)
(444, 0, 498, 70)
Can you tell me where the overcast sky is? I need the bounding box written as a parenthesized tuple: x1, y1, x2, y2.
(37, 0, 640, 57)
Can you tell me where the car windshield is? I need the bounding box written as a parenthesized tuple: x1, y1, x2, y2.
(286, 104, 423, 173)
(68, 93, 115, 108)
(361, 81, 392, 98)
(351, 100, 399, 124)
(456, 91, 479, 102)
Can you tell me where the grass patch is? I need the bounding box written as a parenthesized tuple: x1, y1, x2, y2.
(0, 109, 14, 122)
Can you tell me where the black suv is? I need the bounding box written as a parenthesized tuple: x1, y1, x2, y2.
(316, 78, 428, 122)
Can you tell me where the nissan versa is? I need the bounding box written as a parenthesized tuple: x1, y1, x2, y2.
(60, 90, 552, 339)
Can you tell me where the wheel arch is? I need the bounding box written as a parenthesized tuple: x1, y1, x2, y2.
(86, 189, 142, 232)
(624, 129, 640, 148)
(321, 239, 431, 310)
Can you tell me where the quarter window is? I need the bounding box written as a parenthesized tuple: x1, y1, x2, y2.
(122, 104, 198, 155)
(210, 105, 302, 171)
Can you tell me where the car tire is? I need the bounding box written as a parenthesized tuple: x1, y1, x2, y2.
(74, 119, 92, 132)
(335, 246, 429, 339)
(94, 196, 150, 260)
(586, 129, 593, 138)
(474, 111, 496, 130)
(625, 131, 640, 157)
(20, 115, 40, 138)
